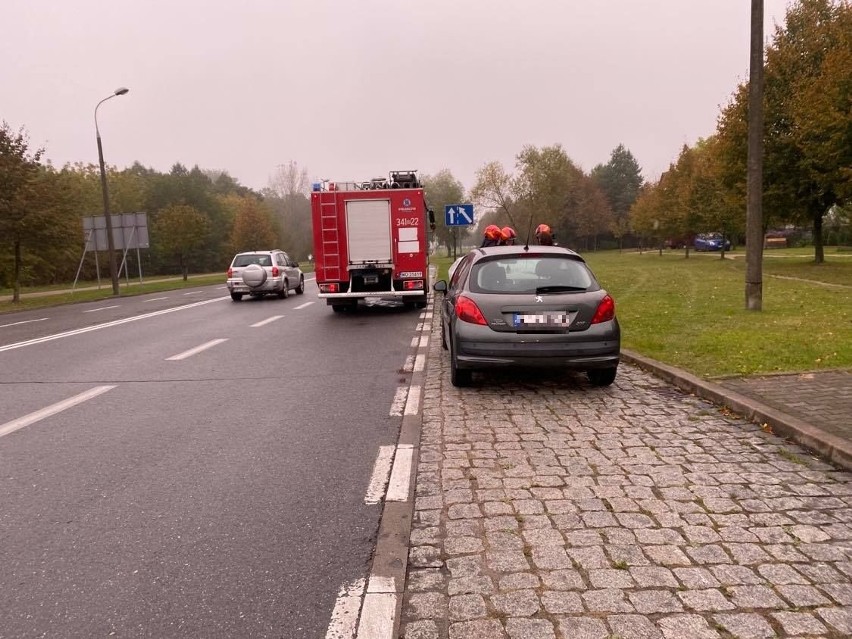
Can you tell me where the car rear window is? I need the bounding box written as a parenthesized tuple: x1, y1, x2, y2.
(470, 256, 594, 293)
(233, 254, 272, 267)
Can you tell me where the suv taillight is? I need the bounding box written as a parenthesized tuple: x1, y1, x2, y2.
(591, 295, 615, 324)
(272, 266, 280, 277)
(227, 267, 233, 278)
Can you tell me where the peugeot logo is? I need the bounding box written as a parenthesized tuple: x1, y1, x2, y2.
(535, 295, 543, 303)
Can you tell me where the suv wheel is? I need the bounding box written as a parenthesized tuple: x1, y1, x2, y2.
(278, 280, 289, 299)
(231, 292, 243, 302)
(295, 276, 305, 295)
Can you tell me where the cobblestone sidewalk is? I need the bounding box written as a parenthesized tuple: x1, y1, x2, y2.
(399, 317, 852, 638)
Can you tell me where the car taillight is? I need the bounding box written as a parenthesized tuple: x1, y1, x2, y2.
(227, 268, 233, 278)
(591, 294, 615, 324)
(272, 266, 280, 277)
(456, 295, 487, 326)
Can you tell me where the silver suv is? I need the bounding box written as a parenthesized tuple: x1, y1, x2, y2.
(226, 250, 305, 301)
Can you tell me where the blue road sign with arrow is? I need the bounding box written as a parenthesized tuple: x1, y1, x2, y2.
(445, 204, 474, 226)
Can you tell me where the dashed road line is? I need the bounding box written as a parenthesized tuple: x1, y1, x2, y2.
(143, 297, 169, 302)
(83, 305, 120, 313)
(251, 315, 283, 328)
(293, 301, 314, 310)
(365, 446, 395, 505)
(389, 387, 407, 417)
(403, 385, 420, 416)
(0, 385, 116, 439)
(166, 338, 228, 361)
(325, 578, 365, 639)
(0, 317, 48, 329)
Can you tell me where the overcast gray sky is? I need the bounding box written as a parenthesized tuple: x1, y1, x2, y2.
(3, 0, 791, 193)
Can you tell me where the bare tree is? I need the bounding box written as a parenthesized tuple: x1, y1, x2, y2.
(268, 160, 309, 198)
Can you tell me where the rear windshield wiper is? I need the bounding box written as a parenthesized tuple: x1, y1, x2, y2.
(535, 285, 587, 294)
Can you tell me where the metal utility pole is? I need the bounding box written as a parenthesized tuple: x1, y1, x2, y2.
(745, 0, 764, 310)
(95, 87, 130, 296)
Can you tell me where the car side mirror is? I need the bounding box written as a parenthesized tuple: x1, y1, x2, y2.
(291, 261, 299, 267)
(433, 280, 447, 293)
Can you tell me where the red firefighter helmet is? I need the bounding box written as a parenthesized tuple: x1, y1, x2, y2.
(484, 224, 504, 241)
(535, 223, 551, 237)
(501, 226, 516, 240)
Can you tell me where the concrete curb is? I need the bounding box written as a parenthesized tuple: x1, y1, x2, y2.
(621, 349, 852, 471)
(362, 304, 432, 637)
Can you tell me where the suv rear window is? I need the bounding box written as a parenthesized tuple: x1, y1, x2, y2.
(470, 256, 593, 294)
(233, 254, 272, 267)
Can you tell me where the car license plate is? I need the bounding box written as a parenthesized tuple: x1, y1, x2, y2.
(513, 312, 574, 328)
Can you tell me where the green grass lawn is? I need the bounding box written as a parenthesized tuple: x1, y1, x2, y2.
(432, 248, 851, 379)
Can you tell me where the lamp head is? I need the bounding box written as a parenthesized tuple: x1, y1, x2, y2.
(114, 87, 129, 96)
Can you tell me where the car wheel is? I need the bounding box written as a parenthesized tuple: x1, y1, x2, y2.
(278, 280, 289, 299)
(441, 321, 448, 351)
(587, 367, 617, 387)
(295, 276, 304, 295)
(230, 292, 243, 302)
(450, 339, 472, 387)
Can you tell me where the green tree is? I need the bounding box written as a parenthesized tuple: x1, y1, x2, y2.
(590, 144, 644, 250)
(422, 170, 466, 257)
(0, 123, 44, 300)
(715, 0, 851, 263)
(153, 204, 211, 280)
(229, 197, 277, 252)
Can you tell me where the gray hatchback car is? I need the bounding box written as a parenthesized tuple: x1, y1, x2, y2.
(434, 245, 620, 387)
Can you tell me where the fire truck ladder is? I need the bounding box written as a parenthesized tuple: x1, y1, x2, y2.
(320, 195, 342, 282)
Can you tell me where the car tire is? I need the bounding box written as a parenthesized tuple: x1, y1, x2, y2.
(295, 276, 304, 295)
(231, 292, 243, 302)
(278, 280, 289, 299)
(450, 340, 472, 387)
(587, 367, 617, 387)
(441, 321, 448, 351)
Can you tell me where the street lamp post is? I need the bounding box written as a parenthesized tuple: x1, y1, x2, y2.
(95, 87, 129, 296)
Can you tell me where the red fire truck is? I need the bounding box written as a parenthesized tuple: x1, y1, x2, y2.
(310, 170, 435, 313)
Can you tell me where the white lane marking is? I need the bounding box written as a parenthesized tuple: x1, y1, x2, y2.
(0, 297, 229, 353)
(293, 301, 314, 310)
(325, 578, 365, 639)
(419, 311, 432, 320)
(413, 354, 425, 373)
(403, 385, 420, 416)
(418, 334, 429, 349)
(0, 385, 116, 439)
(0, 317, 48, 329)
(409, 337, 418, 348)
(166, 338, 228, 361)
(386, 444, 413, 502)
(389, 387, 407, 417)
(83, 305, 120, 313)
(251, 315, 283, 328)
(367, 575, 395, 593)
(402, 355, 414, 373)
(143, 297, 169, 302)
(365, 446, 395, 505)
(415, 322, 424, 331)
(357, 593, 396, 638)
(183, 291, 201, 295)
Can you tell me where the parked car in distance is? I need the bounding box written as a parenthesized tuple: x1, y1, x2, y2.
(226, 250, 304, 301)
(694, 233, 731, 252)
(434, 245, 621, 388)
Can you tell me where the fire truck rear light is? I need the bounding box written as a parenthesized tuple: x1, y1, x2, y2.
(319, 283, 340, 293)
(403, 280, 424, 291)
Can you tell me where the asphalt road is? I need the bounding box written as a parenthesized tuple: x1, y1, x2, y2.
(0, 281, 423, 638)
